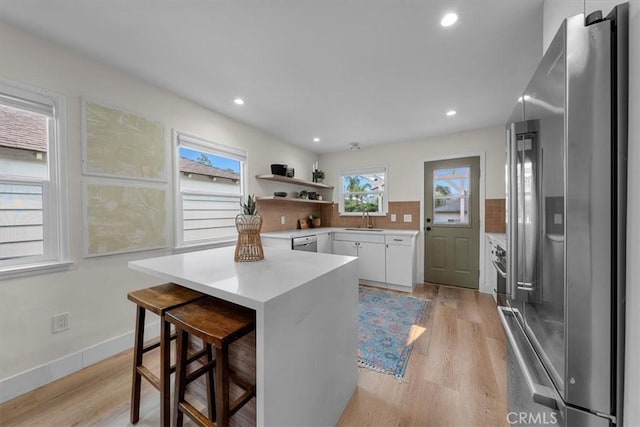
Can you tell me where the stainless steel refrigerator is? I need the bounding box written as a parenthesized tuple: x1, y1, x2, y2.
(500, 4, 627, 426)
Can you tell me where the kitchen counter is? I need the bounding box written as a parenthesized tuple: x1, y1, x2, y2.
(129, 246, 359, 426)
(261, 227, 419, 239)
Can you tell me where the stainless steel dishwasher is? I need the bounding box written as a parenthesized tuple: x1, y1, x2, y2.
(291, 235, 317, 252)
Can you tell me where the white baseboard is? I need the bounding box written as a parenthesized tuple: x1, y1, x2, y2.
(0, 321, 160, 404)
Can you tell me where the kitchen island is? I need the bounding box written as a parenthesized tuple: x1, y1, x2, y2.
(129, 246, 359, 427)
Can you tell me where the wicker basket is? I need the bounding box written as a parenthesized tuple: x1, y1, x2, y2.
(234, 214, 264, 262)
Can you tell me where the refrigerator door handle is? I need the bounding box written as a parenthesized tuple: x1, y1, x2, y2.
(497, 306, 559, 410)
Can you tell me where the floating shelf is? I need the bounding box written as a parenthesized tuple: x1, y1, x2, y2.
(256, 196, 333, 205)
(255, 174, 334, 189)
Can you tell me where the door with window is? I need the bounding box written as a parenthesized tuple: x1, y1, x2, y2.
(424, 156, 480, 288)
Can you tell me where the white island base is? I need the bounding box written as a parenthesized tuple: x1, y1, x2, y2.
(129, 246, 359, 427)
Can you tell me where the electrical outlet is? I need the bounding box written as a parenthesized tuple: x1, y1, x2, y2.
(280, 215, 286, 225)
(390, 214, 397, 222)
(403, 214, 412, 223)
(53, 312, 69, 333)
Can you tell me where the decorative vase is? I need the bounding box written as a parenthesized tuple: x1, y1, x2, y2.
(234, 214, 264, 262)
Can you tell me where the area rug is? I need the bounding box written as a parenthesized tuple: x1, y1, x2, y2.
(358, 286, 429, 379)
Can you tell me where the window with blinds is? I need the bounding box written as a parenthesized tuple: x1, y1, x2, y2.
(0, 82, 68, 275)
(174, 132, 246, 247)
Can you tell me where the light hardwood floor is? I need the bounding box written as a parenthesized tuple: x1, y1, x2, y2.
(0, 283, 507, 427)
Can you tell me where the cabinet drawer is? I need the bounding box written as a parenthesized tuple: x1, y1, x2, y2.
(385, 235, 412, 246)
(333, 232, 385, 244)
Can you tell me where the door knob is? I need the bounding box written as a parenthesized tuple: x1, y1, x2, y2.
(426, 226, 431, 231)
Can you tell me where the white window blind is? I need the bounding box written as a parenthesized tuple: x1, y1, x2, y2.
(175, 132, 246, 247)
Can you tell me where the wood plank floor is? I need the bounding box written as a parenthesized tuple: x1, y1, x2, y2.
(0, 283, 507, 427)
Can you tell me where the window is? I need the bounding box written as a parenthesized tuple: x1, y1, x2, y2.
(432, 166, 470, 225)
(0, 81, 69, 275)
(174, 132, 246, 247)
(338, 166, 388, 215)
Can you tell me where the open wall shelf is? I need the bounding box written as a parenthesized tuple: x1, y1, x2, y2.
(255, 174, 334, 190)
(256, 196, 333, 205)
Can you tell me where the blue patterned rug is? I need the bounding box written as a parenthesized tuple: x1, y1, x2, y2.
(358, 286, 429, 379)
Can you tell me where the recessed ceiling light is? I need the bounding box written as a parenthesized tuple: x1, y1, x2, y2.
(233, 98, 245, 105)
(441, 13, 458, 27)
(446, 110, 457, 116)
(313, 137, 320, 143)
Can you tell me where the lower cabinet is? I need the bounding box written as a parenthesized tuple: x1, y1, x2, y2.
(386, 236, 415, 289)
(317, 232, 332, 254)
(333, 232, 415, 291)
(357, 241, 386, 282)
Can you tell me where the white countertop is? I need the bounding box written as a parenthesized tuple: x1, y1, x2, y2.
(487, 233, 507, 247)
(128, 246, 357, 309)
(261, 227, 419, 239)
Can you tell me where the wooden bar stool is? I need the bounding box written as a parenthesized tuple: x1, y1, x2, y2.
(127, 283, 207, 427)
(166, 296, 256, 427)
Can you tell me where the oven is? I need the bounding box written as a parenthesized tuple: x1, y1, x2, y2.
(491, 242, 507, 296)
(292, 235, 317, 252)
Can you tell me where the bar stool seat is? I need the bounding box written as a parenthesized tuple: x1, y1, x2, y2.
(167, 296, 256, 427)
(127, 283, 207, 427)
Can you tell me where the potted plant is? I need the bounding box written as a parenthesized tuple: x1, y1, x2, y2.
(314, 169, 325, 183)
(310, 212, 321, 227)
(240, 194, 258, 215)
(235, 195, 264, 262)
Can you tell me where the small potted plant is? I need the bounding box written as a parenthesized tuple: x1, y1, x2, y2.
(235, 195, 264, 262)
(310, 212, 321, 227)
(313, 169, 325, 183)
(239, 194, 257, 216)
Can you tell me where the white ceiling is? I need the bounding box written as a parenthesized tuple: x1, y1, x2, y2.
(0, 0, 543, 153)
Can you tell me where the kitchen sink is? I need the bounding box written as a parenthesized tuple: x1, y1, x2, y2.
(344, 228, 384, 232)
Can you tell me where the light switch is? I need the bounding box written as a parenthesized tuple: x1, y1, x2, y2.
(403, 214, 412, 223)
(554, 213, 562, 225)
(280, 215, 286, 225)
(390, 214, 397, 222)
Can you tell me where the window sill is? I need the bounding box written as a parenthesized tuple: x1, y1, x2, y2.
(338, 212, 387, 217)
(173, 239, 236, 253)
(1, 260, 74, 281)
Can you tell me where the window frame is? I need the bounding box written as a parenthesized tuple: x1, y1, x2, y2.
(338, 165, 389, 216)
(173, 130, 247, 249)
(0, 79, 70, 279)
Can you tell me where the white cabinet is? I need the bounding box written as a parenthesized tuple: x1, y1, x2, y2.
(333, 240, 357, 257)
(333, 233, 386, 283)
(385, 235, 415, 289)
(261, 236, 291, 250)
(358, 241, 386, 282)
(317, 232, 332, 254)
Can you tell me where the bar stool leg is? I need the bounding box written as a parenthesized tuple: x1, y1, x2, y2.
(160, 317, 171, 427)
(205, 344, 216, 421)
(215, 345, 230, 426)
(174, 329, 188, 427)
(130, 305, 145, 424)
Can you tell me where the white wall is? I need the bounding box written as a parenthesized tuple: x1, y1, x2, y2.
(543, 0, 621, 53)
(0, 19, 317, 397)
(319, 126, 506, 201)
(624, 2, 639, 426)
